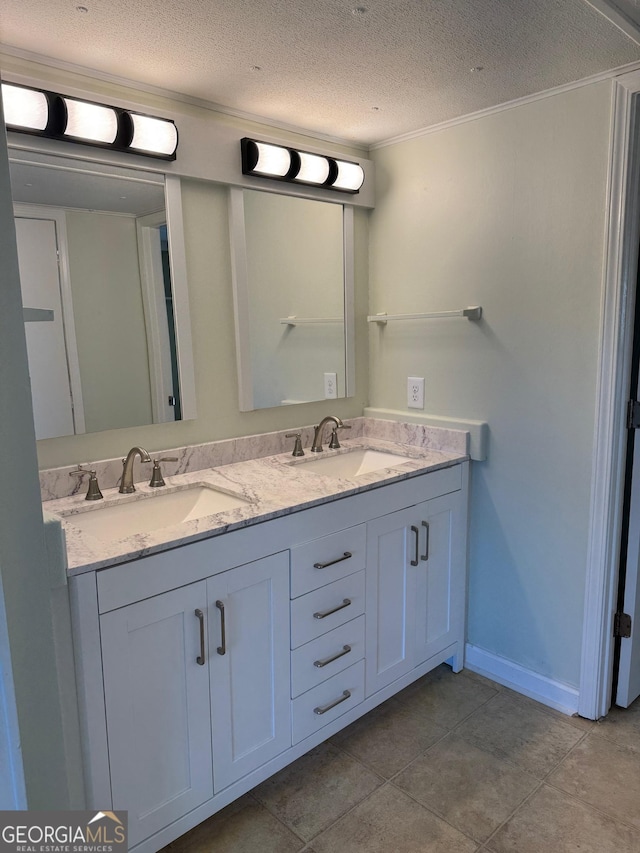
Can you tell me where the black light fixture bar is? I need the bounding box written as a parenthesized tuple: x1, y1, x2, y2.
(1, 82, 178, 160)
(241, 137, 365, 194)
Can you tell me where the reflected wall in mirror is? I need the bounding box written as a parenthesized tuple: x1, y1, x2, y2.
(9, 150, 195, 439)
(230, 188, 354, 411)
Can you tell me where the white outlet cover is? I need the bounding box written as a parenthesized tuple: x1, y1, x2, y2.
(324, 372, 338, 399)
(407, 376, 425, 409)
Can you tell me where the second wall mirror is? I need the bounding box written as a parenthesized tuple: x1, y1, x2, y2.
(229, 187, 355, 411)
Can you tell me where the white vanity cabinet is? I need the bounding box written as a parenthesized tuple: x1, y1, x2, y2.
(93, 551, 290, 849)
(365, 491, 465, 696)
(100, 581, 213, 848)
(69, 461, 468, 853)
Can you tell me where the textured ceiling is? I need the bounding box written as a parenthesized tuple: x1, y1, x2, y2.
(1, 0, 640, 145)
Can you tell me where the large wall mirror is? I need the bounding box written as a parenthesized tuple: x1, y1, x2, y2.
(230, 188, 355, 411)
(9, 149, 195, 439)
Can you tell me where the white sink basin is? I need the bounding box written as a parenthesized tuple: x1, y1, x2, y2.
(293, 448, 414, 478)
(61, 484, 250, 542)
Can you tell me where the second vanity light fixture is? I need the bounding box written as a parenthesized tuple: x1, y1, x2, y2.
(1, 82, 178, 160)
(241, 137, 365, 193)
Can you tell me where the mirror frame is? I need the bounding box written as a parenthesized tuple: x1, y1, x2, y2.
(229, 186, 355, 411)
(9, 148, 197, 432)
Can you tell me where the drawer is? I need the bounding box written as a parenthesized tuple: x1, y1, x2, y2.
(291, 615, 365, 698)
(290, 524, 366, 598)
(291, 571, 365, 649)
(292, 659, 365, 744)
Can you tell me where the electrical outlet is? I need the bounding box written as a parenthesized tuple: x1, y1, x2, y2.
(407, 376, 425, 409)
(324, 372, 338, 399)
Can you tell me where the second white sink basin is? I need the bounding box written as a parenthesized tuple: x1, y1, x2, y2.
(294, 448, 414, 478)
(62, 484, 250, 542)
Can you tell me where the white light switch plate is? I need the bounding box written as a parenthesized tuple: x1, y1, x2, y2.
(407, 376, 425, 409)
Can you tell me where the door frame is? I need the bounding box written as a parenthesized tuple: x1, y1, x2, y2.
(580, 69, 640, 719)
(136, 210, 176, 423)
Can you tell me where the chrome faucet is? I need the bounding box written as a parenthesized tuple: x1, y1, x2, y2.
(311, 416, 350, 452)
(119, 446, 152, 493)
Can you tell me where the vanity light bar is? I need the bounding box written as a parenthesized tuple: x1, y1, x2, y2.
(241, 137, 365, 193)
(1, 82, 178, 160)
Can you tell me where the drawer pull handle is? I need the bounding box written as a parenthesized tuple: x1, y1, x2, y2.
(421, 520, 430, 561)
(410, 525, 419, 566)
(314, 551, 352, 569)
(314, 690, 351, 715)
(215, 600, 226, 656)
(314, 644, 352, 668)
(313, 598, 351, 620)
(195, 609, 205, 666)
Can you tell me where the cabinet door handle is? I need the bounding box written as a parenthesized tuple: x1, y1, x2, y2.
(421, 520, 430, 561)
(313, 598, 351, 620)
(410, 525, 419, 566)
(195, 608, 205, 666)
(314, 644, 352, 668)
(314, 551, 352, 569)
(215, 600, 226, 656)
(314, 690, 351, 715)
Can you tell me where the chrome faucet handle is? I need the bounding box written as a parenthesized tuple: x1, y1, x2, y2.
(69, 465, 103, 501)
(147, 456, 179, 488)
(285, 432, 305, 457)
(328, 424, 351, 450)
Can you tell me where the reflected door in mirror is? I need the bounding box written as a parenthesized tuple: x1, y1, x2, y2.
(15, 216, 80, 439)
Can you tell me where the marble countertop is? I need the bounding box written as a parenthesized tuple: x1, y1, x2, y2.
(43, 425, 468, 576)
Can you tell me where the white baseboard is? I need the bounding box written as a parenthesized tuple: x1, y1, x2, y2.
(465, 644, 580, 716)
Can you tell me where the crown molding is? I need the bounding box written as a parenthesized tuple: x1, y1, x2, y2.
(371, 58, 640, 150)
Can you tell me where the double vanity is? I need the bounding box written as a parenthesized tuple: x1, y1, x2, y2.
(44, 418, 470, 853)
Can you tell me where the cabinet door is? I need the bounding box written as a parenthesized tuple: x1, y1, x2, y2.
(101, 581, 213, 849)
(365, 506, 418, 696)
(414, 492, 463, 665)
(366, 491, 463, 697)
(208, 552, 290, 791)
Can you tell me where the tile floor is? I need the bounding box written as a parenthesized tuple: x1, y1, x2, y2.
(163, 665, 640, 853)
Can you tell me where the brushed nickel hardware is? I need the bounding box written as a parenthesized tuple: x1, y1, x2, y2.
(216, 600, 226, 655)
(314, 551, 352, 569)
(147, 456, 179, 487)
(195, 608, 205, 665)
(411, 525, 420, 566)
(285, 432, 305, 456)
(421, 520, 430, 561)
(119, 446, 152, 493)
(69, 465, 103, 501)
(314, 690, 351, 715)
(311, 415, 344, 452)
(328, 423, 352, 449)
(314, 645, 352, 668)
(313, 598, 351, 620)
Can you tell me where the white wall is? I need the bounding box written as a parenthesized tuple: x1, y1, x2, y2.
(369, 82, 613, 688)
